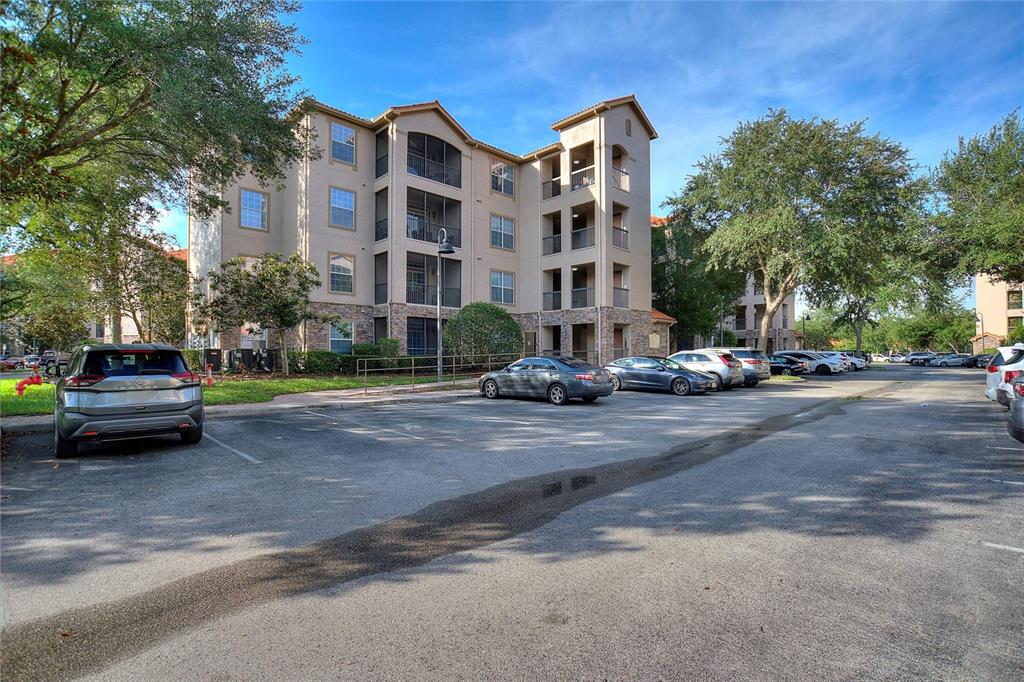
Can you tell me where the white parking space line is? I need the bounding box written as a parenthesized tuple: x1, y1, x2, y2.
(303, 411, 425, 440)
(991, 479, 1024, 486)
(203, 433, 262, 464)
(979, 542, 1024, 555)
(987, 446, 1024, 451)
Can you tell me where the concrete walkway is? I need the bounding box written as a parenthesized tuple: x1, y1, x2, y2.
(1, 380, 480, 434)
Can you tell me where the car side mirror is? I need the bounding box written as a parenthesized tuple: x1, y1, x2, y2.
(505, 367, 512, 373)
(657, 366, 666, 371)
(45, 364, 61, 378)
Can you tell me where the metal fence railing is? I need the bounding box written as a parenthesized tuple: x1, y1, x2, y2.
(355, 352, 525, 394)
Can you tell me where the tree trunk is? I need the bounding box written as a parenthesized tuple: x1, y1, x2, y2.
(110, 311, 122, 343)
(854, 323, 864, 352)
(757, 294, 786, 352)
(279, 329, 289, 376)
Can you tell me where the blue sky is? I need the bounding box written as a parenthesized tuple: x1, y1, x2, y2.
(160, 1, 1022, 305)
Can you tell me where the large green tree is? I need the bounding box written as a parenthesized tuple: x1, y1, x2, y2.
(650, 211, 746, 347)
(930, 110, 1024, 284)
(681, 109, 923, 351)
(1, 0, 311, 235)
(193, 252, 332, 375)
(6, 246, 97, 351)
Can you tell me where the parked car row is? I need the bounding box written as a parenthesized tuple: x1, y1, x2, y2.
(1, 350, 72, 371)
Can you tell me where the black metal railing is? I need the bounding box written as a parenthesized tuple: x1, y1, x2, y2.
(542, 234, 561, 256)
(375, 218, 388, 241)
(570, 165, 595, 191)
(374, 282, 387, 305)
(406, 216, 461, 248)
(375, 155, 388, 178)
(612, 227, 629, 249)
(542, 291, 561, 311)
(571, 287, 594, 308)
(406, 283, 461, 307)
(571, 227, 594, 250)
(613, 287, 629, 308)
(407, 153, 461, 188)
(542, 178, 561, 200)
(611, 166, 629, 191)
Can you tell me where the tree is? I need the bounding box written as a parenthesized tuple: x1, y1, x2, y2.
(7, 247, 96, 351)
(930, 110, 1024, 284)
(194, 252, 331, 375)
(682, 109, 923, 350)
(1, 0, 312, 233)
(441, 302, 523, 358)
(650, 211, 747, 347)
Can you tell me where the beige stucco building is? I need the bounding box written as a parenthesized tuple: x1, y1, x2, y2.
(973, 274, 1023, 352)
(726, 277, 800, 352)
(189, 96, 673, 362)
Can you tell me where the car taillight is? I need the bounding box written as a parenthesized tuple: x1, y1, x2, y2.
(67, 374, 105, 387)
(718, 355, 731, 365)
(987, 364, 999, 373)
(575, 373, 594, 381)
(172, 371, 200, 383)
(1005, 370, 1022, 384)
(1015, 382, 1024, 398)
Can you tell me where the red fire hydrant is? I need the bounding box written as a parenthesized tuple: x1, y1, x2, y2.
(15, 367, 43, 396)
(206, 363, 214, 387)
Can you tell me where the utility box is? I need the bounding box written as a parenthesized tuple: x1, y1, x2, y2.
(201, 348, 222, 372)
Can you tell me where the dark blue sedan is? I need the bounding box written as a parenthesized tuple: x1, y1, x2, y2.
(604, 356, 715, 396)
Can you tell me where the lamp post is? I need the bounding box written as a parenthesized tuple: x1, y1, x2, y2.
(802, 314, 810, 350)
(436, 228, 455, 382)
(976, 312, 984, 353)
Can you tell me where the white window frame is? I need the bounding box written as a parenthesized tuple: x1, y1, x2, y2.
(489, 214, 514, 250)
(490, 160, 514, 196)
(330, 321, 354, 354)
(329, 253, 354, 294)
(329, 187, 355, 229)
(490, 270, 514, 305)
(331, 122, 356, 165)
(239, 189, 268, 230)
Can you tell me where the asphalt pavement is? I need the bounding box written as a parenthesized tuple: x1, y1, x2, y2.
(2, 365, 1022, 680)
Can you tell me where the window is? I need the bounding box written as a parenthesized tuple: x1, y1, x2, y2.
(329, 188, 355, 229)
(490, 160, 514, 196)
(490, 214, 514, 250)
(330, 321, 353, 354)
(531, 358, 556, 371)
(329, 254, 354, 293)
(94, 323, 104, 338)
(490, 270, 514, 305)
(1009, 290, 1023, 310)
(240, 324, 267, 350)
(331, 122, 355, 164)
(625, 119, 632, 137)
(240, 189, 268, 230)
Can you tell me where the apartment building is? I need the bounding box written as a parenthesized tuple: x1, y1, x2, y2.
(189, 95, 675, 362)
(973, 273, 1023, 352)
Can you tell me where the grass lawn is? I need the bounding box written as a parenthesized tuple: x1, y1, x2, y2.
(767, 374, 804, 382)
(1, 374, 477, 417)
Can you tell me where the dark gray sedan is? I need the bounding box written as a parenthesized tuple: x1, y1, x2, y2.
(479, 356, 613, 405)
(604, 356, 715, 396)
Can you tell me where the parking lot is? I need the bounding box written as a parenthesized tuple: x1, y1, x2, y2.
(3, 364, 1023, 680)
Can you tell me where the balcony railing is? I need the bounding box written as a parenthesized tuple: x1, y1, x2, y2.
(612, 227, 629, 249)
(571, 287, 594, 309)
(542, 234, 561, 256)
(613, 287, 629, 308)
(374, 282, 387, 305)
(611, 166, 629, 192)
(407, 216, 461, 248)
(407, 153, 461, 188)
(542, 291, 561, 311)
(570, 165, 595, 192)
(571, 227, 594, 250)
(542, 178, 561, 200)
(735, 320, 747, 331)
(375, 155, 388, 178)
(375, 218, 388, 241)
(406, 283, 461, 307)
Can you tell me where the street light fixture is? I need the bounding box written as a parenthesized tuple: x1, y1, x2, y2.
(976, 311, 984, 353)
(802, 314, 810, 349)
(436, 228, 455, 382)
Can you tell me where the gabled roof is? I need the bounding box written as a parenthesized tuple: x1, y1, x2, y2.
(650, 215, 670, 227)
(652, 309, 677, 324)
(550, 95, 658, 140)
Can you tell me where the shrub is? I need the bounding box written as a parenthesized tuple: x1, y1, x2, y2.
(352, 342, 378, 356)
(442, 302, 523, 358)
(291, 350, 340, 374)
(377, 338, 400, 357)
(1009, 323, 1024, 345)
(180, 348, 201, 371)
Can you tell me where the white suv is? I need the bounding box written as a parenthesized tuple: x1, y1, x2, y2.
(986, 344, 1024, 406)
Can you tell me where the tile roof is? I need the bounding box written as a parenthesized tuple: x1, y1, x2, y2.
(651, 309, 677, 323)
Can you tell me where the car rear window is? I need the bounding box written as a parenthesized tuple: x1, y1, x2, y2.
(558, 358, 594, 369)
(83, 350, 187, 377)
(730, 350, 756, 359)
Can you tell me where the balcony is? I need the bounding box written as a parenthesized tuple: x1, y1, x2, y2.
(407, 153, 461, 188)
(611, 166, 629, 192)
(613, 287, 629, 308)
(542, 291, 562, 311)
(374, 282, 387, 305)
(375, 218, 388, 241)
(407, 283, 461, 308)
(543, 234, 561, 256)
(571, 227, 594, 250)
(375, 155, 388, 179)
(542, 178, 561, 200)
(570, 165, 595, 192)
(571, 287, 594, 309)
(407, 216, 461, 248)
(612, 227, 629, 250)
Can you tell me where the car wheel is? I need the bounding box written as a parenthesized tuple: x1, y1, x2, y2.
(54, 429, 77, 459)
(815, 364, 830, 376)
(581, 396, 599, 403)
(609, 374, 622, 391)
(482, 379, 499, 399)
(745, 379, 760, 388)
(711, 374, 724, 391)
(547, 383, 568, 405)
(181, 424, 203, 445)
(782, 368, 793, 376)
(940, 361, 948, 367)
(671, 378, 691, 396)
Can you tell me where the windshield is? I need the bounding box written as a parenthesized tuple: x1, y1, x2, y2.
(82, 350, 187, 377)
(659, 357, 685, 370)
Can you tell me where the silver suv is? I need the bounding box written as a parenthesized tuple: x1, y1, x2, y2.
(54, 344, 204, 458)
(668, 350, 745, 390)
(701, 347, 771, 386)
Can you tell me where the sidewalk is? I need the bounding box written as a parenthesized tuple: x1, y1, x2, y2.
(1, 380, 481, 435)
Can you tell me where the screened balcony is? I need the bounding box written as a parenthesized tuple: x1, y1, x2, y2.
(374, 188, 388, 241)
(542, 268, 562, 311)
(407, 132, 462, 188)
(570, 202, 595, 250)
(542, 211, 562, 256)
(541, 154, 562, 200)
(612, 204, 629, 250)
(570, 141, 595, 192)
(406, 188, 461, 248)
(571, 263, 595, 308)
(375, 130, 389, 178)
(406, 253, 461, 308)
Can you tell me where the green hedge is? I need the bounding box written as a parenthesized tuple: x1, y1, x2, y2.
(181, 349, 201, 371)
